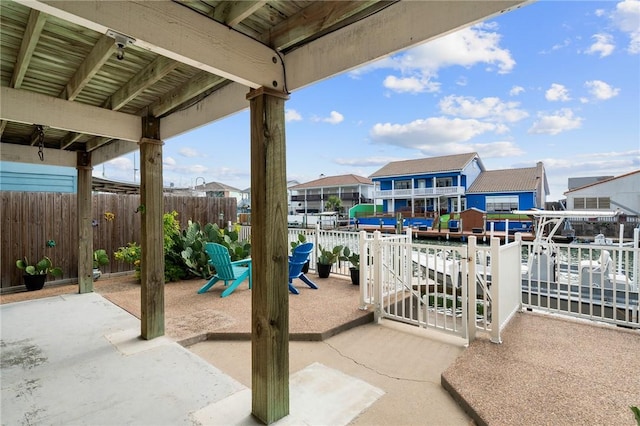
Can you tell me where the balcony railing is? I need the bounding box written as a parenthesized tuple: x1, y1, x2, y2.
(291, 193, 366, 202)
(374, 186, 465, 198)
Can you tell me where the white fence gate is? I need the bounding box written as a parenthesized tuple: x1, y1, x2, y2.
(361, 232, 522, 343)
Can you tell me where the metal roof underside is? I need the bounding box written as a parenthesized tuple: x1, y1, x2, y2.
(0, 0, 531, 168)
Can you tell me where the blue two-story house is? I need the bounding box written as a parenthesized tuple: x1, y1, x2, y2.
(370, 152, 484, 215)
(370, 153, 548, 217)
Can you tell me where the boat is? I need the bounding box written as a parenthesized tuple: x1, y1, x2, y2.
(514, 209, 638, 324)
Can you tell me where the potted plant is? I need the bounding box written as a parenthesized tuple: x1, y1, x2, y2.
(316, 244, 342, 278)
(340, 246, 360, 285)
(290, 233, 310, 273)
(16, 256, 63, 291)
(93, 249, 110, 280)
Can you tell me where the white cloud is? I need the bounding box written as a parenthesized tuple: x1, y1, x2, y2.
(164, 156, 176, 166)
(179, 147, 200, 158)
(370, 116, 504, 153)
(586, 33, 615, 57)
(285, 109, 302, 122)
(509, 86, 525, 96)
(469, 141, 525, 158)
(333, 156, 407, 167)
(545, 83, 571, 102)
(611, 0, 640, 54)
(383, 75, 439, 94)
(439, 95, 528, 123)
(528, 108, 583, 135)
(352, 22, 515, 93)
(320, 111, 344, 124)
(584, 80, 620, 100)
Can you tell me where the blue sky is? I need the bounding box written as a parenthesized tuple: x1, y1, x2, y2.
(98, 0, 640, 201)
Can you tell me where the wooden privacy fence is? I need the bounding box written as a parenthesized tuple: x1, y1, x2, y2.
(1, 191, 236, 289)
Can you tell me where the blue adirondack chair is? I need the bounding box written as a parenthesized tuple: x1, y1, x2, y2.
(198, 242, 252, 298)
(289, 242, 317, 294)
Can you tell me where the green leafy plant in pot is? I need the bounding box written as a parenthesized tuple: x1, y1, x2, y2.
(93, 249, 110, 280)
(16, 256, 63, 291)
(316, 244, 342, 278)
(340, 247, 360, 285)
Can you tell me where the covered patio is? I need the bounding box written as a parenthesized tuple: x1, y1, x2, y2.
(1, 1, 530, 422)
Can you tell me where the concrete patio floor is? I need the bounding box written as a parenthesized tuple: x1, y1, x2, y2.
(2, 273, 639, 425)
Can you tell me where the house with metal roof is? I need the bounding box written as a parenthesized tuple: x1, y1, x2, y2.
(370, 152, 485, 215)
(466, 162, 549, 213)
(289, 174, 374, 214)
(563, 170, 640, 216)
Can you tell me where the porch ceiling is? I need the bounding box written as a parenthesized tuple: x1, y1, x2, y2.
(0, 0, 531, 168)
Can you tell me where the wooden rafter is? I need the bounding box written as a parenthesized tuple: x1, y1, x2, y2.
(265, 1, 388, 51)
(10, 9, 47, 89)
(61, 35, 117, 101)
(225, 1, 268, 27)
(60, 132, 84, 150)
(150, 71, 226, 117)
(107, 56, 180, 111)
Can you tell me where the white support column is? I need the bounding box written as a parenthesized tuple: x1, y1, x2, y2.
(467, 236, 477, 342)
(490, 236, 502, 344)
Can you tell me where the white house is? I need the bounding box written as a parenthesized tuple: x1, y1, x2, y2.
(564, 170, 640, 216)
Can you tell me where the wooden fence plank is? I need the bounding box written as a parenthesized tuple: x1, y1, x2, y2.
(1, 192, 237, 289)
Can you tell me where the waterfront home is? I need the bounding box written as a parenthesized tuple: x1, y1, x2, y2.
(289, 174, 374, 214)
(370, 152, 484, 216)
(466, 162, 548, 213)
(564, 169, 640, 215)
(370, 153, 549, 217)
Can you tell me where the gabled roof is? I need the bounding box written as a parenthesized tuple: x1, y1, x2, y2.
(564, 169, 640, 194)
(196, 181, 242, 193)
(290, 174, 372, 190)
(467, 167, 540, 193)
(369, 152, 482, 178)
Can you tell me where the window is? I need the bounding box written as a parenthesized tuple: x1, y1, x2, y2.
(394, 180, 411, 189)
(436, 177, 453, 187)
(573, 197, 610, 210)
(486, 195, 518, 213)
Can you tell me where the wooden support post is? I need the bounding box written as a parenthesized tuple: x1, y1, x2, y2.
(76, 152, 93, 293)
(139, 134, 165, 340)
(247, 87, 290, 424)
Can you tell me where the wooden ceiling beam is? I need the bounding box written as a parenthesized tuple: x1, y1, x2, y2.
(226, 1, 267, 27)
(20, 0, 283, 90)
(61, 35, 116, 101)
(160, 1, 531, 139)
(92, 139, 138, 165)
(0, 142, 76, 167)
(107, 56, 180, 111)
(0, 87, 141, 142)
(150, 71, 226, 117)
(285, 1, 531, 89)
(265, 1, 385, 51)
(60, 132, 83, 150)
(10, 9, 47, 89)
(85, 136, 112, 152)
(161, 82, 249, 139)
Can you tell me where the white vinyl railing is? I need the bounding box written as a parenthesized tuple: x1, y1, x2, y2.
(239, 223, 640, 343)
(520, 229, 639, 329)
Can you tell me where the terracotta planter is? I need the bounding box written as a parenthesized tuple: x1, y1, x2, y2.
(23, 274, 46, 291)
